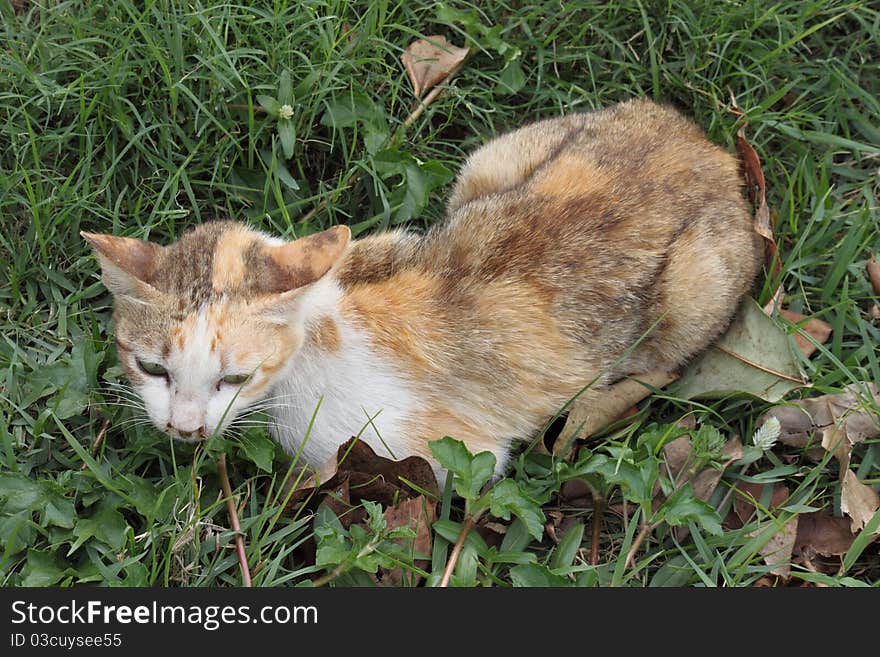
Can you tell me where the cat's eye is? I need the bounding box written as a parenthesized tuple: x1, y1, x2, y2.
(221, 373, 251, 386)
(136, 358, 168, 378)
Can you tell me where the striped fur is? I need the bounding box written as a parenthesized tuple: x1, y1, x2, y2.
(84, 98, 762, 475)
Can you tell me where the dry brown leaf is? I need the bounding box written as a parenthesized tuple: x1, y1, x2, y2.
(840, 469, 880, 533)
(794, 509, 857, 560)
(379, 495, 437, 586)
(288, 437, 439, 527)
(867, 254, 880, 297)
(729, 90, 781, 281)
(401, 35, 469, 98)
(554, 369, 678, 457)
(761, 383, 880, 457)
(734, 482, 797, 578)
(692, 437, 744, 501)
(655, 432, 742, 542)
(759, 383, 880, 533)
(778, 308, 832, 358)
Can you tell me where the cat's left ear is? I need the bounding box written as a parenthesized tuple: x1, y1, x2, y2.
(265, 225, 351, 292)
(81, 231, 164, 300)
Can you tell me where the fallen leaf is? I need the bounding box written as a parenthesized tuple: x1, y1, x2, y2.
(288, 437, 439, 528)
(379, 495, 437, 586)
(759, 383, 880, 533)
(673, 298, 809, 402)
(729, 90, 780, 281)
(841, 469, 880, 533)
(554, 369, 678, 456)
(401, 35, 469, 98)
(660, 434, 743, 501)
(793, 508, 857, 559)
(867, 254, 880, 297)
(691, 437, 743, 501)
(733, 482, 797, 578)
(760, 383, 880, 468)
(777, 309, 832, 358)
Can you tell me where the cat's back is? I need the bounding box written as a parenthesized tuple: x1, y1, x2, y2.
(428, 97, 761, 372)
(445, 97, 746, 243)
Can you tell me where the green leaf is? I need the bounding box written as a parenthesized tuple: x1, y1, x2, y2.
(0, 512, 36, 557)
(44, 496, 76, 529)
(21, 549, 70, 586)
(278, 69, 293, 105)
(500, 517, 534, 553)
(584, 453, 658, 507)
(238, 430, 276, 472)
(320, 92, 381, 129)
(70, 503, 128, 552)
(0, 473, 75, 529)
(292, 70, 320, 99)
(428, 437, 496, 504)
(314, 504, 351, 567)
(454, 543, 480, 586)
(672, 298, 807, 402)
(257, 94, 281, 116)
(278, 119, 296, 160)
(432, 519, 489, 557)
(509, 563, 571, 587)
(649, 554, 695, 587)
(657, 484, 723, 536)
(497, 61, 525, 95)
(487, 479, 545, 540)
(552, 522, 585, 570)
(364, 123, 390, 155)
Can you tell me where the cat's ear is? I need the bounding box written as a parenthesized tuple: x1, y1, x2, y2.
(265, 225, 351, 292)
(81, 232, 163, 300)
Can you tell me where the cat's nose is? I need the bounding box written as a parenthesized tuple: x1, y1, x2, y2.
(166, 423, 206, 440)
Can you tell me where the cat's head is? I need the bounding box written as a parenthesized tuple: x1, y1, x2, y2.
(83, 221, 350, 442)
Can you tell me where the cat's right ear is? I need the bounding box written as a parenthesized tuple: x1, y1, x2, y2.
(81, 232, 163, 300)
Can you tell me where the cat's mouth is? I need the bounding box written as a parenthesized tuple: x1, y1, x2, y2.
(165, 424, 209, 442)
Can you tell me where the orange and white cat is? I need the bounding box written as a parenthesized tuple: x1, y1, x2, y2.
(83, 98, 761, 476)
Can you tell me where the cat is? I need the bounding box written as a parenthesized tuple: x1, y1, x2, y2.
(83, 97, 762, 478)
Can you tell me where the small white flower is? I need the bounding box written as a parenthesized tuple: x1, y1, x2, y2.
(752, 416, 781, 452)
(279, 104, 294, 119)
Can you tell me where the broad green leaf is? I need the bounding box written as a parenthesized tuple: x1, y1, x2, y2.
(238, 430, 276, 472)
(257, 94, 281, 116)
(432, 519, 489, 557)
(278, 119, 296, 160)
(552, 522, 585, 570)
(497, 61, 525, 95)
(509, 563, 571, 587)
(657, 484, 723, 535)
(649, 554, 695, 587)
(673, 298, 807, 402)
(500, 517, 534, 553)
(278, 69, 293, 105)
(454, 543, 479, 586)
(0, 512, 36, 557)
(320, 92, 381, 129)
(428, 437, 496, 503)
(487, 479, 545, 540)
(21, 549, 70, 586)
(70, 504, 128, 552)
(584, 454, 658, 506)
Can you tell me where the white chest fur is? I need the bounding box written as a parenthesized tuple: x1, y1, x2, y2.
(266, 280, 421, 468)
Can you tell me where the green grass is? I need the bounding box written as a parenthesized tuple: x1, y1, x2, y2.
(1, 0, 878, 587)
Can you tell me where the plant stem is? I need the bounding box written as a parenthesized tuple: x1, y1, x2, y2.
(590, 493, 604, 565)
(217, 453, 253, 587)
(439, 508, 485, 587)
(624, 521, 655, 573)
